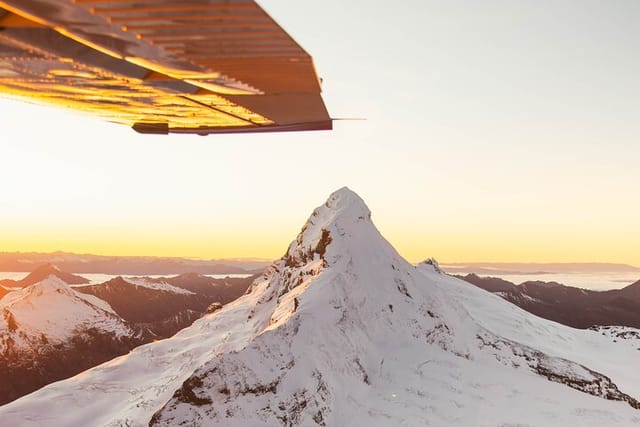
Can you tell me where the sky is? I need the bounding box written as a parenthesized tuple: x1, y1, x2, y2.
(1, 0, 639, 265)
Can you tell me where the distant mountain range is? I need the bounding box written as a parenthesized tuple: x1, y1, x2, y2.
(443, 262, 640, 275)
(0, 252, 271, 275)
(0, 274, 143, 406)
(0, 265, 255, 405)
(458, 273, 640, 328)
(0, 263, 90, 288)
(76, 274, 252, 337)
(3, 188, 638, 426)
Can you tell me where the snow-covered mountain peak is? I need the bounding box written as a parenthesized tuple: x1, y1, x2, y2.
(252, 186, 414, 333)
(323, 186, 371, 221)
(3, 188, 640, 426)
(2, 275, 73, 304)
(0, 276, 145, 405)
(1, 275, 136, 360)
(28, 274, 70, 292)
(19, 277, 118, 317)
(282, 187, 380, 270)
(37, 263, 61, 273)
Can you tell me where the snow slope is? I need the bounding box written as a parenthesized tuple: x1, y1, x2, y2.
(0, 276, 144, 405)
(418, 264, 640, 401)
(0, 276, 133, 353)
(1, 188, 639, 426)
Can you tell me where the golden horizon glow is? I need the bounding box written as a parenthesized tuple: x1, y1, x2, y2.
(1, 232, 639, 267)
(1, 208, 639, 266)
(2, 1, 640, 267)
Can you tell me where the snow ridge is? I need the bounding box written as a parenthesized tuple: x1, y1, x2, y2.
(149, 188, 640, 426)
(0, 275, 133, 353)
(1, 188, 640, 427)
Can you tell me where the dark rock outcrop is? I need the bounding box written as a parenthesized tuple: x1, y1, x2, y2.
(76, 275, 255, 338)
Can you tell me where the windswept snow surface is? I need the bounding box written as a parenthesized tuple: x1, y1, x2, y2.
(1, 188, 639, 426)
(418, 264, 640, 401)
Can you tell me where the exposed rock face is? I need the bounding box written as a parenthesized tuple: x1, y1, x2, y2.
(135, 310, 204, 339)
(206, 302, 223, 314)
(419, 258, 443, 274)
(160, 273, 253, 302)
(588, 325, 640, 352)
(77, 277, 207, 322)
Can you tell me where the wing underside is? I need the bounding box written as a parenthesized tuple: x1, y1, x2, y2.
(0, 0, 331, 134)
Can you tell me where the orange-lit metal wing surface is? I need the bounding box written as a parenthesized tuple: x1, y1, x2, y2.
(0, 1, 331, 134)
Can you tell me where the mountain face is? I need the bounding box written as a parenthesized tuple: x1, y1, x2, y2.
(75, 275, 252, 337)
(444, 262, 640, 275)
(455, 273, 517, 292)
(460, 274, 640, 328)
(0, 263, 89, 288)
(2, 188, 640, 426)
(0, 276, 143, 405)
(0, 270, 254, 405)
(159, 273, 254, 302)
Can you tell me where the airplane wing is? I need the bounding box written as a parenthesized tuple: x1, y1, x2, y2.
(0, 0, 332, 135)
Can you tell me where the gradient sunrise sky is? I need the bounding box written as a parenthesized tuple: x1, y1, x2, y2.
(1, 0, 639, 265)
